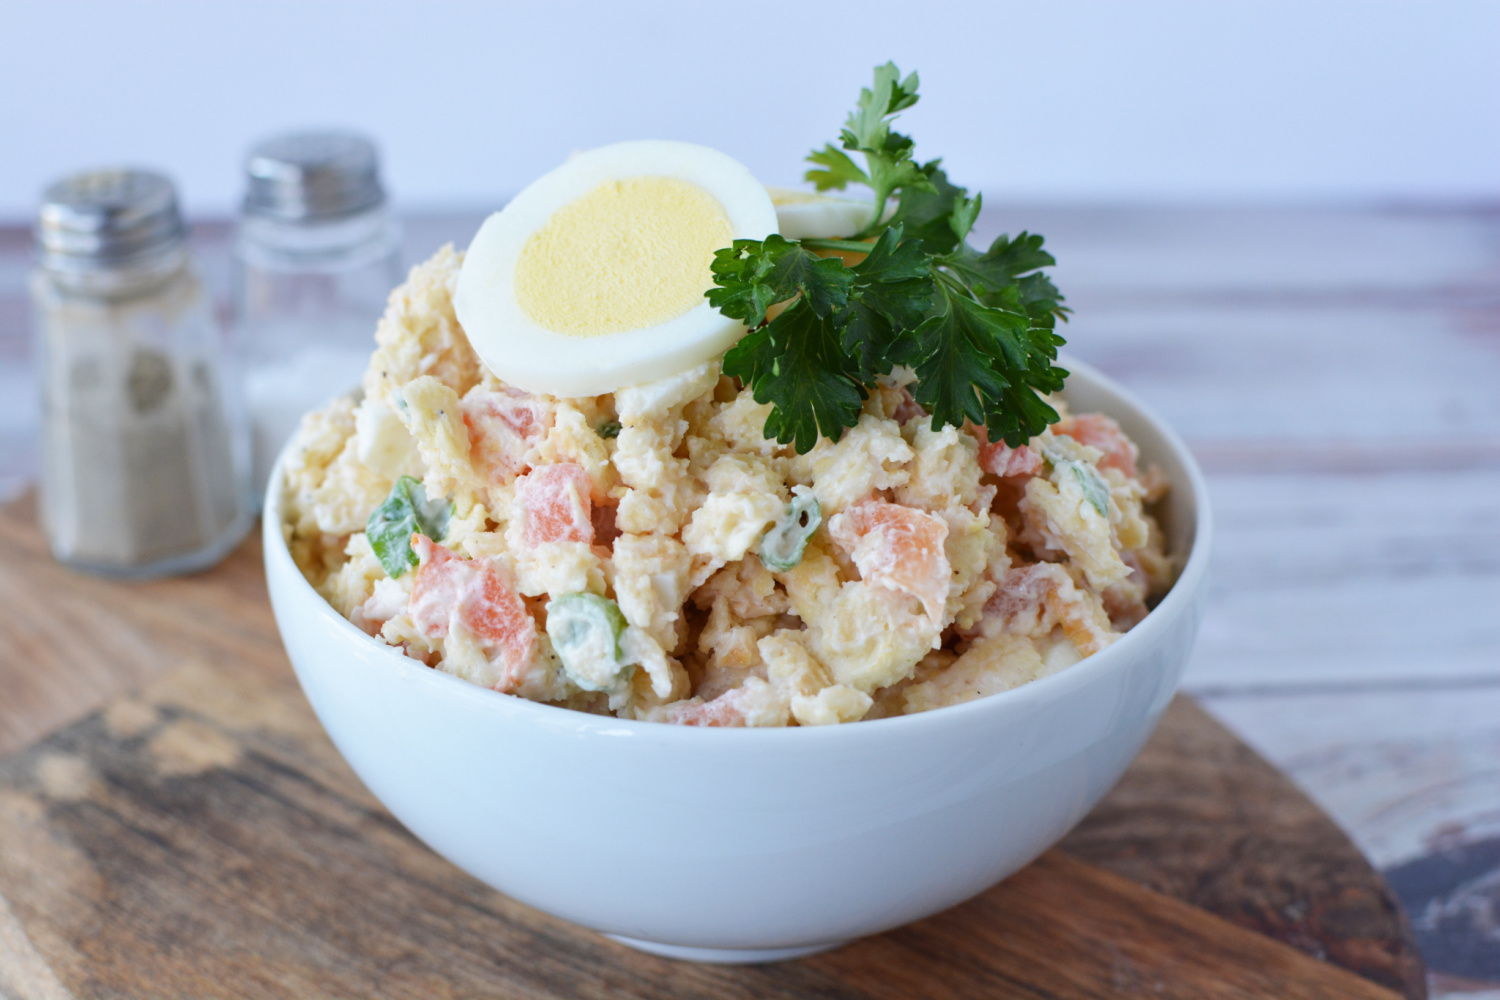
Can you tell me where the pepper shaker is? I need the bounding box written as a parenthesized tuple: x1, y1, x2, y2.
(233, 130, 402, 502)
(32, 169, 252, 577)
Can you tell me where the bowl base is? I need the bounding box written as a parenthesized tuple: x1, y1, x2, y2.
(604, 934, 849, 964)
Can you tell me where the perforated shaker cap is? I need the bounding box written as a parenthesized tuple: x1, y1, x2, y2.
(242, 130, 386, 222)
(36, 168, 186, 274)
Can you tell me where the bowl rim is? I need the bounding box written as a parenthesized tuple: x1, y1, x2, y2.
(265, 355, 1212, 744)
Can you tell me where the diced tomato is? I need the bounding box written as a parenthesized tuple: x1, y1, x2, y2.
(517, 463, 593, 547)
(410, 536, 538, 691)
(462, 388, 553, 484)
(1055, 413, 1139, 478)
(967, 423, 1043, 479)
(457, 562, 536, 673)
(829, 500, 951, 625)
(978, 439, 1043, 478)
(663, 692, 746, 727)
(409, 535, 460, 637)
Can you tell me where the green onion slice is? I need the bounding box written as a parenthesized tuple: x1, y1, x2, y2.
(1041, 444, 1110, 519)
(1068, 461, 1111, 518)
(546, 593, 630, 691)
(759, 492, 822, 571)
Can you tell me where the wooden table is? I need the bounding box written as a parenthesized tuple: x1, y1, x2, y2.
(0, 495, 1421, 998)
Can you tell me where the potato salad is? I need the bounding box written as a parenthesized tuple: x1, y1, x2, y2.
(283, 242, 1173, 725)
(281, 64, 1175, 726)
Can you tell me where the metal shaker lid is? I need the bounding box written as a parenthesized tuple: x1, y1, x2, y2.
(36, 169, 186, 273)
(242, 131, 386, 223)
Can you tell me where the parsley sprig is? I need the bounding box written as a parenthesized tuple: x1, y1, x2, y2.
(709, 62, 1069, 454)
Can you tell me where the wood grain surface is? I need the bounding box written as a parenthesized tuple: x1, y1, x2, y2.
(0, 497, 1426, 999)
(0, 696, 1405, 1000)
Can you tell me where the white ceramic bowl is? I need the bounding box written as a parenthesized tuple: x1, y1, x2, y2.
(264, 357, 1212, 963)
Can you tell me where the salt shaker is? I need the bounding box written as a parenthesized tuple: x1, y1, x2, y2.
(32, 169, 252, 578)
(234, 131, 402, 502)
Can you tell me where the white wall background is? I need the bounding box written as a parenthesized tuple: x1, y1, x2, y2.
(2, 0, 1497, 222)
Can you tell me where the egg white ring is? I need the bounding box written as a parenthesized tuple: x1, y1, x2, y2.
(455, 140, 778, 398)
(767, 187, 877, 240)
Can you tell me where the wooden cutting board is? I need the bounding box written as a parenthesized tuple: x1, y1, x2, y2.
(0, 497, 1425, 1000)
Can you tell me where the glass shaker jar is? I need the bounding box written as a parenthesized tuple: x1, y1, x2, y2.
(234, 131, 402, 502)
(32, 169, 252, 578)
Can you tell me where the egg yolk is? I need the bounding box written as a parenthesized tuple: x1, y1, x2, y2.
(514, 176, 731, 338)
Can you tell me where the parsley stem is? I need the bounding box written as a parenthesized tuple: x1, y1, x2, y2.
(800, 237, 879, 254)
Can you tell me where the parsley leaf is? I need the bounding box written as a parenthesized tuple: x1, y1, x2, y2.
(837, 226, 932, 378)
(894, 284, 1067, 447)
(943, 231, 1057, 299)
(707, 62, 1071, 454)
(843, 62, 920, 149)
(849, 224, 929, 284)
(948, 191, 983, 245)
(884, 161, 968, 253)
(1017, 272, 1066, 321)
(707, 234, 854, 327)
(723, 298, 866, 454)
(812, 61, 930, 232)
(896, 292, 1012, 431)
(367, 476, 453, 578)
(836, 299, 902, 381)
(805, 144, 868, 191)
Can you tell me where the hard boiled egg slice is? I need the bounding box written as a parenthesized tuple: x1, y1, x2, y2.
(767, 186, 877, 239)
(455, 141, 777, 398)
